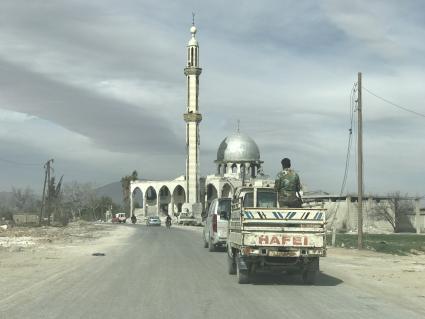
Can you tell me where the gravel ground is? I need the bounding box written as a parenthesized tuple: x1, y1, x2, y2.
(1, 223, 424, 318)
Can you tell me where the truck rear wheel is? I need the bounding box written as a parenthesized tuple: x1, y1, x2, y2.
(208, 236, 215, 252)
(302, 270, 317, 284)
(302, 258, 319, 285)
(227, 254, 236, 275)
(237, 264, 250, 284)
(236, 255, 250, 284)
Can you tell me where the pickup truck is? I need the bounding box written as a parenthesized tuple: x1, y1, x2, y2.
(227, 184, 326, 284)
(177, 209, 197, 226)
(112, 213, 127, 223)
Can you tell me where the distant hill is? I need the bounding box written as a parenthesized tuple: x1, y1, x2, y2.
(96, 179, 150, 206)
(96, 182, 123, 205)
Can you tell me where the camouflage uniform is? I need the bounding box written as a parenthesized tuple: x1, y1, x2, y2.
(275, 168, 302, 208)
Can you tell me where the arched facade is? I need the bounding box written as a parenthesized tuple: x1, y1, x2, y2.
(130, 177, 187, 218)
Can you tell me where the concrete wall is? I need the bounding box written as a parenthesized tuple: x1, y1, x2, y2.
(13, 214, 39, 226)
(305, 196, 424, 233)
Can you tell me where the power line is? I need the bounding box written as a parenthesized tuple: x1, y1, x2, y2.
(0, 157, 41, 167)
(328, 82, 357, 228)
(363, 86, 425, 118)
(340, 82, 357, 195)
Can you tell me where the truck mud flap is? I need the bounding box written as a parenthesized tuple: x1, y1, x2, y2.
(236, 256, 249, 271)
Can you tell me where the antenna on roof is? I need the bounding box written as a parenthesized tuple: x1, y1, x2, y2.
(192, 12, 195, 26)
(237, 119, 240, 133)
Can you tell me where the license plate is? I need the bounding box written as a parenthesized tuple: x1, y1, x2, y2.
(268, 250, 297, 257)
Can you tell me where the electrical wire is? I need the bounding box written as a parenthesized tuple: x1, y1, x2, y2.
(339, 83, 357, 195)
(0, 157, 41, 167)
(363, 86, 425, 118)
(328, 82, 357, 228)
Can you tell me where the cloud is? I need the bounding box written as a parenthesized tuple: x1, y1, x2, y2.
(0, 0, 423, 196)
(0, 59, 181, 154)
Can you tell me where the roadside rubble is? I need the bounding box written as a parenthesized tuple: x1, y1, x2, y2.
(0, 221, 112, 252)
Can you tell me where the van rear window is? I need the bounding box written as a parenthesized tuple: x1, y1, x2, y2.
(218, 200, 231, 220)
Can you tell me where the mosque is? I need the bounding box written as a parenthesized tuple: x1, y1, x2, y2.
(129, 22, 271, 220)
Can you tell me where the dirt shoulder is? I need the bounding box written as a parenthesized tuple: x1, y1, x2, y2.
(322, 247, 425, 315)
(0, 222, 136, 302)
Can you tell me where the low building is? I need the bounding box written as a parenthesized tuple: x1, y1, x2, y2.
(13, 213, 39, 226)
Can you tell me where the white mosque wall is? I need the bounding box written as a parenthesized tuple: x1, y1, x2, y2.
(130, 177, 187, 217)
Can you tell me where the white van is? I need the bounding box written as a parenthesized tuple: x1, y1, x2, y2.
(203, 198, 231, 252)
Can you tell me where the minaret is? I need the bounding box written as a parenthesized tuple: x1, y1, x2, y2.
(183, 20, 202, 207)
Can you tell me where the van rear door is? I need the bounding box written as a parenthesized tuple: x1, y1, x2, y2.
(216, 198, 231, 239)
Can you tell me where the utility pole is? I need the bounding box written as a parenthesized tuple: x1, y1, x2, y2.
(40, 159, 54, 225)
(357, 72, 364, 249)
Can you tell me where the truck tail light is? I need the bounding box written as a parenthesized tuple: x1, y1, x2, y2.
(212, 214, 217, 233)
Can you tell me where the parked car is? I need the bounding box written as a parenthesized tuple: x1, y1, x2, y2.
(146, 216, 161, 226)
(177, 209, 196, 226)
(203, 198, 231, 252)
(112, 213, 127, 223)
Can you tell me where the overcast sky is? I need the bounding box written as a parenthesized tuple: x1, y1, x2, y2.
(0, 0, 424, 196)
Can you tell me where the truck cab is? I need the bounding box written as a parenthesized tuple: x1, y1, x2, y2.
(227, 183, 326, 284)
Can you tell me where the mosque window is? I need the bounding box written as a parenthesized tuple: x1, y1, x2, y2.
(190, 47, 194, 66)
(231, 164, 237, 174)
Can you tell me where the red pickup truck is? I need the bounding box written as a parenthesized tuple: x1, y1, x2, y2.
(112, 213, 127, 223)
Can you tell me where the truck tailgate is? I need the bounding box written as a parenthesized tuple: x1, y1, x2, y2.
(241, 208, 326, 248)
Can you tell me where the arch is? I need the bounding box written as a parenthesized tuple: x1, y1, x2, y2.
(172, 185, 186, 216)
(145, 186, 157, 216)
(221, 183, 232, 198)
(132, 187, 144, 212)
(250, 164, 257, 178)
(158, 185, 171, 216)
(231, 163, 237, 174)
(206, 184, 218, 212)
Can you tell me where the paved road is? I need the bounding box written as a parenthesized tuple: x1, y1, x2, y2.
(1, 225, 423, 319)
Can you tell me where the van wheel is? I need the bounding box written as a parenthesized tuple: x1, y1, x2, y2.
(227, 254, 236, 275)
(208, 236, 215, 252)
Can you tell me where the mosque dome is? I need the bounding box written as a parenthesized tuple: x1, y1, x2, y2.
(216, 133, 261, 162)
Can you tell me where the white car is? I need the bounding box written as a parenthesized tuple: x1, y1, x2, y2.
(203, 198, 231, 252)
(146, 216, 161, 226)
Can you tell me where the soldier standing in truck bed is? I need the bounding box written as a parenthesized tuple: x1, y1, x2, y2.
(275, 158, 302, 208)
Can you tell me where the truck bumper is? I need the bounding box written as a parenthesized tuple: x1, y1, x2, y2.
(241, 255, 319, 272)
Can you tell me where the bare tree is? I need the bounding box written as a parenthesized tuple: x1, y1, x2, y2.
(121, 170, 138, 216)
(62, 181, 92, 219)
(11, 187, 38, 213)
(373, 192, 414, 232)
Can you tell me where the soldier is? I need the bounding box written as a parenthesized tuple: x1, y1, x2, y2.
(275, 158, 302, 208)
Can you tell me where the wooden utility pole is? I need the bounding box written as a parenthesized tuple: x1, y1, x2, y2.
(415, 198, 421, 234)
(357, 72, 364, 249)
(40, 159, 54, 225)
(39, 167, 48, 224)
